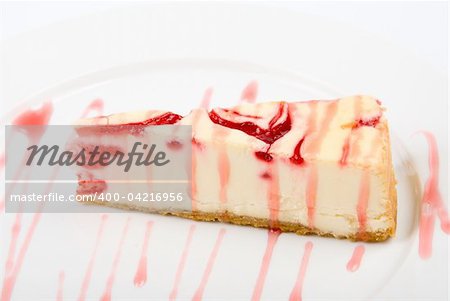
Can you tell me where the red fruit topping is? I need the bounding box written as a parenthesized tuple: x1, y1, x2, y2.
(353, 115, 381, 129)
(209, 103, 291, 163)
(255, 151, 273, 162)
(77, 112, 182, 136)
(126, 112, 182, 126)
(209, 103, 291, 145)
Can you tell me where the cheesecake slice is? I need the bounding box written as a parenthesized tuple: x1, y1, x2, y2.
(73, 95, 397, 241)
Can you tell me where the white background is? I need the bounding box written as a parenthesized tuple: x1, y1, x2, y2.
(1, 1, 447, 74)
(0, 1, 448, 300)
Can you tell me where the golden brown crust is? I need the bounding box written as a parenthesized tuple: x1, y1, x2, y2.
(84, 200, 394, 242)
(384, 120, 398, 238)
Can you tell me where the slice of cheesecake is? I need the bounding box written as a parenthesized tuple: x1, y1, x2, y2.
(73, 95, 396, 241)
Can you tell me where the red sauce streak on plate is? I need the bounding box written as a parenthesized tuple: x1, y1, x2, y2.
(1, 209, 43, 301)
(12, 101, 54, 142)
(251, 229, 281, 301)
(169, 225, 196, 301)
(240, 81, 258, 103)
(56, 271, 65, 301)
(192, 228, 226, 301)
(78, 215, 108, 301)
(134, 221, 154, 287)
(201, 87, 213, 109)
(100, 217, 131, 301)
(346, 245, 365, 272)
(0, 153, 5, 170)
(12, 102, 53, 143)
(418, 131, 450, 259)
(4, 212, 22, 276)
(81, 99, 104, 118)
(1, 101, 54, 301)
(289, 241, 313, 301)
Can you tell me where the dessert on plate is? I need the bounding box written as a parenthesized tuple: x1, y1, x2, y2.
(73, 95, 397, 242)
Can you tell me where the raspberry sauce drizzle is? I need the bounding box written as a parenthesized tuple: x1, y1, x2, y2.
(57, 271, 65, 301)
(12, 101, 54, 142)
(169, 225, 196, 301)
(191, 88, 213, 210)
(240, 80, 258, 103)
(346, 245, 365, 272)
(418, 131, 450, 259)
(290, 101, 319, 227)
(339, 99, 381, 166)
(289, 241, 313, 301)
(339, 98, 362, 166)
(101, 217, 131, 301)
(0, 153, 4, 170)
(201, 87, 213, 109)
(304, 101, 339, 156)
(81, 98, 104, 118)
(134, 221, 154, 287)
(77, 111, 182, 136)
(209, 102, 291, 146)
(357, 171, 370, 238)
(267, 163, 280, 228)
(290, 138, 306, 165)
(251, 229, 281, 301)
(1, 102, 54, 301)
(192, 228, 226, 301)
(218, 141, 230, 207)
(78, 214, 108, 301)
(1, 208, 43, 301)
(305, 166, 318, 228)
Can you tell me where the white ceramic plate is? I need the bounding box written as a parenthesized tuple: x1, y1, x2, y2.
(1, 3, 447, 300)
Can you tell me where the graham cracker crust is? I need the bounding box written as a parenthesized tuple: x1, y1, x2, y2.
(84, 200, 394, 242)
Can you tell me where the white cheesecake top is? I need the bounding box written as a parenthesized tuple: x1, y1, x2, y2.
(76, 95, 387, 171)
